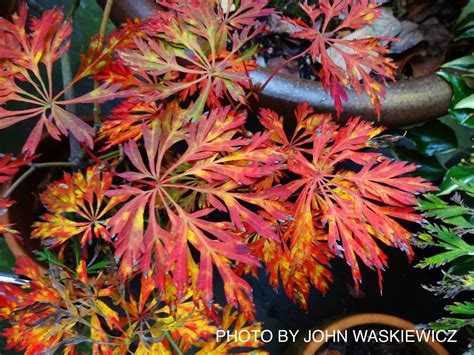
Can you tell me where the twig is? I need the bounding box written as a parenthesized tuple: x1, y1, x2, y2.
(62, 0, 83, 164)
(258, 48, 310, 93)
(93, 0, 114, 127)
(2, 162, 76, 199)
(61, 53, 83, 165)
(99, 0, 114, 40)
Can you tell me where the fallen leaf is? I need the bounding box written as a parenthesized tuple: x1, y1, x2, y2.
(391, 21, 424, 54)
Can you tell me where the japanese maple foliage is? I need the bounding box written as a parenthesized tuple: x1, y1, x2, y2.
(0, 154, 36, 183)
(0, 4, 132, 156)
(249, 103, 433, 306)
(0, 153, 35, 234)
(32, 167, 127, 247)
(0, 1, 434, 354)
(106, 104, 288, 319)
(283, 0, 396, 115)
(0, 257, 263, 354)
(114, 0, 268, 121)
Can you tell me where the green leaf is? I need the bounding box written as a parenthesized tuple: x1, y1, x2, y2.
(456, 179, 474, 195)
(419, 194, 473, 227)
(448, 109, 474, 128)
(457, 0, 474, 31)
(394, 146, 446, 181)
(417, 225, 474, 268)
(442, 55, 474, 72)
(456, 27, 474, 40)
(427, 225, 470, 249)
(0, 237, 16, 272)
(187, 80, 212, 122)
(87, 260, 110, 272)
(437, 71, 474, 128)
(36, 249, 76, 275)
(439, 165, 474, 195)
(420, 250, 471, 268)
(447, 302, 474, 315)
(443, 215, 474, 229)
(406, 121, 458, 156)
(454, 94, 474, 110)
(426, 205, 469, 219)
(429, 317, 474, 331)
(438, 72, 473, 107)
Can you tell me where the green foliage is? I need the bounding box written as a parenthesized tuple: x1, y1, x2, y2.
(438, 71, 474, 128)
(438, 1, 474, 128)
(405, 120, 458, 156)
(456, 0, 474, 40)
(413, 2, 474, 334)
(397, 0, 474, 183)
(415, 175, 474, 331)
(0, 238, 15, 272)
(439, 165, 474, 196)
(430, 302, 474, 331)
(416, 225, 473, 268)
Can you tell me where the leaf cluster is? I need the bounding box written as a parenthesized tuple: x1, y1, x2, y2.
(0, 1, 436, 353)
(414, 168, 474, 332)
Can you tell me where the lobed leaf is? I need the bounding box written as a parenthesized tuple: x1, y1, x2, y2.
(283, 0, 396, 116)
(248, 103, 433, 304)
(108, 105, 287, 318)
(32, 167, 127, 247)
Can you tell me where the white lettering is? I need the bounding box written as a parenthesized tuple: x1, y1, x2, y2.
(216, 330, 226, 342)
(447, 330, 458, 343)
(261, 330, 273, 343)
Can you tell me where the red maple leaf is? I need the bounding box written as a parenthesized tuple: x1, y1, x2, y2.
(107, 105, 288, 318)
(0, 154, 36, 184)
(97, 98, 163, 151)
(115, 0, 269, 121)
(283, 0, 396, 116)
(0, 5, 131, 155)
(254, 103, 433, 304)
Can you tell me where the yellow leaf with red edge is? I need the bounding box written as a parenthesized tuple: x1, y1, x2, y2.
(76, 260, 88, 284)
(32, 166, 127, 247)
(97, 300, 120, 330)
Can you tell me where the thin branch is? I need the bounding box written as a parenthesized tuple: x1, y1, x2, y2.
(2, 162, 76, 199)
(99, 0, 114, 40)
(61, 52, 83, 164)
(93, 0, 114, 126)
(62, 0, 83, 164)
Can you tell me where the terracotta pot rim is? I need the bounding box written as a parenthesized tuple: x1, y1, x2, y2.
(297, 313, 449, 355)
(0, 183, 46, 273)
(0, 211, 33, 262)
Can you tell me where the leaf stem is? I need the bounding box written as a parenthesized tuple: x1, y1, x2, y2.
(99, 0, 114, 40)
(73, 237, 81, 266)
(258, 47, 310, 93)
(2, 162, 76, 199)
(163, 330, 183, 355)
(66, 0, 81, 18)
